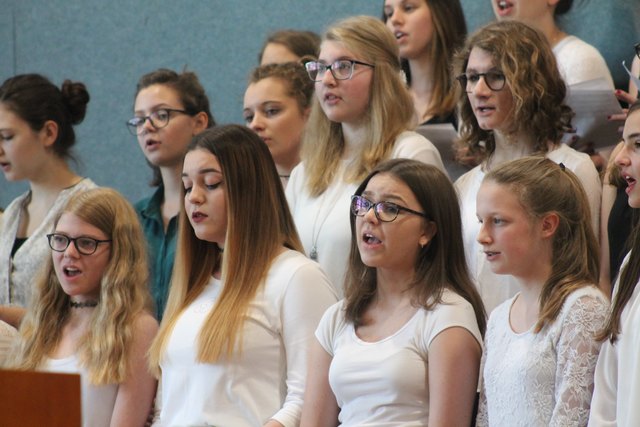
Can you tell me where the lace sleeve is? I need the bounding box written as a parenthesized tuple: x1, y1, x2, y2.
(475, 368, 489, 426)
(550, 294, 608, 426)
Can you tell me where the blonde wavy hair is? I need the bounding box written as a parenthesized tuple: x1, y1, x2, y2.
(452, 21, 573, 163)
(148, 125, 303, 372)
(303, 15, 416, 197)
(7, 188, 151, 385)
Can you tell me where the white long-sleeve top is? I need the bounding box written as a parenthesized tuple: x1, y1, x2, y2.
(477, 286, 608, 427)
(589, 253, 640, 426)
(286, 131, 446, 297)
(154, 250, 338, 427)
(455, 144, 601, 313)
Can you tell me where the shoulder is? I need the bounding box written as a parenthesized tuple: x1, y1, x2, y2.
(132, 311, 159, 341)
(268, 250, 337, 297)
(547, 145, 599, 181)
(454, 165, 483, 193)
(555, 36, 605, 61)
(391, 131, 439, 158)
(554, 286, 609, 333)
(420, 290, 483, 347)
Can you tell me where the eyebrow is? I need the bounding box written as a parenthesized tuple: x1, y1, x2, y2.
(625, 132, 640, 141)
(181, 168, 222, 177)
(133, 103, 176, 115)
(362, 191, 407, 204)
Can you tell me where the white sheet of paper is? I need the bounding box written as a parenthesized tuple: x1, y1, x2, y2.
(623, 60, 640, 91)
(565, 78, 623, 149)
(415, 123, 470, 180)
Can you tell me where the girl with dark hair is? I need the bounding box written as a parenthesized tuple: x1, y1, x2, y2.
(129, 68, 214, 318)
(589, 100, 640, 426)
(301, 158, 484, 426)
(148, 125, 336, 426)
(383, 0, 466, 126)
(0, 73, 96, 309)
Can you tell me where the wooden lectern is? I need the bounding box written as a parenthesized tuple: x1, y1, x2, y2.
(0, 369, 81, 427)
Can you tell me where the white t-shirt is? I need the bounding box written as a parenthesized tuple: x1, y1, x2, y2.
(589, 253, 640, 426)
(42, 355, 118, 427)
(455, 144, 601, 313)
(476, 286, 608, 427)
(286, 131, 446, 297)
(154, 250, 337, 427)
(553, 35, 614, 88)
(316, 290, 482, 426)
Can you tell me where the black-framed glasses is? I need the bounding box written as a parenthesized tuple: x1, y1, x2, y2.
(350, 195, 427, 223)
(456, 71, 506, 92)
(635, 42, 640, 60)
(305, 59, 375, 82)
(126, 108, 190, 135)
(47, 233, 111, 255)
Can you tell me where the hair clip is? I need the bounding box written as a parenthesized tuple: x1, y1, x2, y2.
(559, 162, 566, 171)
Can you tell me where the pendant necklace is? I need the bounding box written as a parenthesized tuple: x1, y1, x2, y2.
(308, 183, 345, 261)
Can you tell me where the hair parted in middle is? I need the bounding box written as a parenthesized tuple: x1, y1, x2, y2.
(344, 158, 486, 335)
(148, 124, 303, 370)
(484, 156, 599, 333)
(382, 0, 467, 121)
(7, 188, 151, 385)
(452, 20, 573, 164)
(302, 15, 416, 197)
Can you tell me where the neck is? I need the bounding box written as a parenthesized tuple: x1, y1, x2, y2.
(486, 131, 535, 170)
(375, 268, 416, 301)
(67, 299, 97, 323)
(159, 164, 183, 222)
(407, 55, 434, 95)
(341, 122, 367, 160)
(525, 15, 566, 48)
(28, 161, 81, 209)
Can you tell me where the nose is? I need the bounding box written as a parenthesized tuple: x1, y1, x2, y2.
(187, 185, 204, 205)
(614, 143, 631, 167)
(476, 221, 492, 245)
(320, 66, 337, 86)
(388, 8, 403, 25)
(471, 76, 491, 98)
(63, 240, 81, 258)
(362, 204, 379, 224)
(140, 116, 156, 134)
(249, 114, 264, 132)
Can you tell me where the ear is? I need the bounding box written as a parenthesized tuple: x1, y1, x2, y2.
(191, 111, 209, 136)
(547, 0, 560, 8)
(40, 120, 59, 148)
(418, 221, 437, 248)
(540, 212, 559, 239)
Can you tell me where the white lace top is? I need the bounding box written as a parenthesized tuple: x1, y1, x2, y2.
(476, 286, 608, 427)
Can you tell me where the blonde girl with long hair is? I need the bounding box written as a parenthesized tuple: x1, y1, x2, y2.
(286, 15, 445, 296)
(148, 125, 337, 427)
(6, 188, 158, 427)
(475, 157, 608, 426)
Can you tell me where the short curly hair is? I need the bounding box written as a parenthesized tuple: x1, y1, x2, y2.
(453, 21, 573, 163)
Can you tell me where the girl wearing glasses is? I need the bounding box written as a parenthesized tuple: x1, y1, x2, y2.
(475, 157, 607, 426)
(148, 125, 337, 427)
(287, 15, 445, 296)
(0, 74, 96, 312)
(129, 69, 214, 319)
(452, 21, 601, 313)
(301, 158, 485, 426)
(6, 188, 158, 427)
(243, 61, 314, 188)
(589, 100, 640, 426)
(382, 0, 467, 127)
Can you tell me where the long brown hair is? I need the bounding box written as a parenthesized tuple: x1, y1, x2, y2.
(485, 157, 599, 332)
(148, 125, 303, 370)
(382, 0, 467, 120)
(598, 101, 640, 342)
(344, 158, 486, 334)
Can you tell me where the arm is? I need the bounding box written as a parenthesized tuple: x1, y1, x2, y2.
(109, 313, 159, 427)
(474, 347, 489, 427)
(550, 294, 608, 427)
(269, 263, 338, 427)
(428, 326, 482, 427)
(0, 305, 26, 329)
(299, 339, 339, 427)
